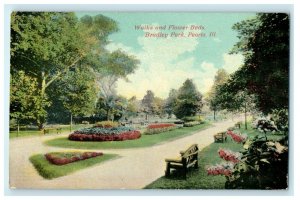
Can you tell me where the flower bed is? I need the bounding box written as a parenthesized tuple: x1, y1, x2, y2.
(218, 148, 242, 163)
(227, 130, 247, 143)
(206, 162, 234, 176)
(68, 127, 141, 141)
(144, 123, 176, 135)
(45, 151, 103, 165)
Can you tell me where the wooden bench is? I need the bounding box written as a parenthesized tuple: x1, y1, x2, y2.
(43, 127, 62, 135)
(165, 144, 199, 178)
(214, 132, 227, 143)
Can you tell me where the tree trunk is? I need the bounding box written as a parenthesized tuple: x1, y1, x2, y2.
(17, 119, 19, 137)
(213, 110, 216, 121)
(107, 109, 110, 121)
(70, 113, 73, 133)
(244, 102, 247, 130)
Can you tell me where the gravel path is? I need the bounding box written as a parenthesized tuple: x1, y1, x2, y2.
(9, 119, 240, 189)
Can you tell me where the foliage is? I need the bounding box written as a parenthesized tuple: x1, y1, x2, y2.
(206, 69, 229, 119)
(30, 153, 117, 179)
(45, 151, 103, 165)
(94, 121, 119, 128)
(271, 108, 288, 133)
(10, 71, 50, 127)
(252, 117, 278, 139)
(225, 136, 288, 189)
(229, 13, 289, 114)
(144, 123, 177, 135)
(173, 79, 203, 119)
(10, 12, 120, 128)
(164, 89, 178, 118)
(141, 90, 156, 118)
(183, 121, 201, 127)
(182, 115, 204, 122)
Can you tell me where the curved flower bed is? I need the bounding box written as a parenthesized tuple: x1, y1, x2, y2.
(206, 162, 234, 176)
(45, 151, 103, 165)
(144, 123, 176, 135)
(218, 148, 242, 163)
(227, 130, 247, 143)
(68, 127, 141, 141)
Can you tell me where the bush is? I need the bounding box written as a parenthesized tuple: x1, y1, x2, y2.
(271, 109, 288, 133)
(94, 121, 119, 128)
(45, 151, 103, 165)
(144, 123, 176, 135)
(182, 115, 204, 123)
(183, 121, 200, 127)
(225, 136, 288, 189)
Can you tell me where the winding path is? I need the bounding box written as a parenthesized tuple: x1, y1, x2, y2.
(9, 118, 240, 189)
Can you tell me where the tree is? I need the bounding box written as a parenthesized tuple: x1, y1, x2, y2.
(95, 49, 140, 119)
(141, 90, 156, 120)
(164, 89, 178, 118)
(10, 12, 118, 129)
(153, 97, 165, 118)
(230, 13, 289, 114)
(207, 69, 229, 120)
(55, 67, 97, 130)
(173, 79, 203, 119)
(126, 96, 140, 118)
(10, 71, 50, 133)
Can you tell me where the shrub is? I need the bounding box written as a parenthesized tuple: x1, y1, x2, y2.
(94, 121, 119, 128)
(183, 121, 200, 127)
(45, 151, 103, 165)
(182, 115, 204, 123)
(225, 136, 288, 189)
(271, 109, 288, 133)
(144, 123, 176, 135)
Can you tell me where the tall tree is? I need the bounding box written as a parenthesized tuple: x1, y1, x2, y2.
(207, 69, 229, 120)
(141, 90, 156, 120)
(173, 79, 203, 119)
(164, 89, 178, 118)
(230, 13, 289, 114)
(10, 12, 118, 129)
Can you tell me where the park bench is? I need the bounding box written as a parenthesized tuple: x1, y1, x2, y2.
(165, 144, 199, 178)
(214, 132, 227, 143)
(43, 127, 62, 135)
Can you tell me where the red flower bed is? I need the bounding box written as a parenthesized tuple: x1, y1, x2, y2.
(145, 123, 176, 135)
(68, 130, 141, 141)
(45, 152, 103, 165)
(147, 123, 176, 129)
(218, 148, 241, 163)
(206, 163, 234, 176)
(227, 130, 247, 143)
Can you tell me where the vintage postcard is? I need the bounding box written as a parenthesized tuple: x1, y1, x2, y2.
(9, 11, 289, 190)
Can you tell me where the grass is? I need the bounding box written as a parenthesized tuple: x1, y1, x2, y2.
(144, 125, 286, 189)
(29, 153, 118, 179)
(44, 122, 211, 149)
(10, 124, 91, 139)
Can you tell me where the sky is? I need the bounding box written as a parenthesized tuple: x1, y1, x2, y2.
(77, 12, 256, 100)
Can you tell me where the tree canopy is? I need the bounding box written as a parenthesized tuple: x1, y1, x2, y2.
(228, 13, 289, 114)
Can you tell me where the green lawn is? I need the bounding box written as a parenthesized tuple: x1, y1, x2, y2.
(44, 123, 211, 149)
(29, 153, 118, 179)
(145, 126, 286, 189)
(10, 124, 92, 139)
